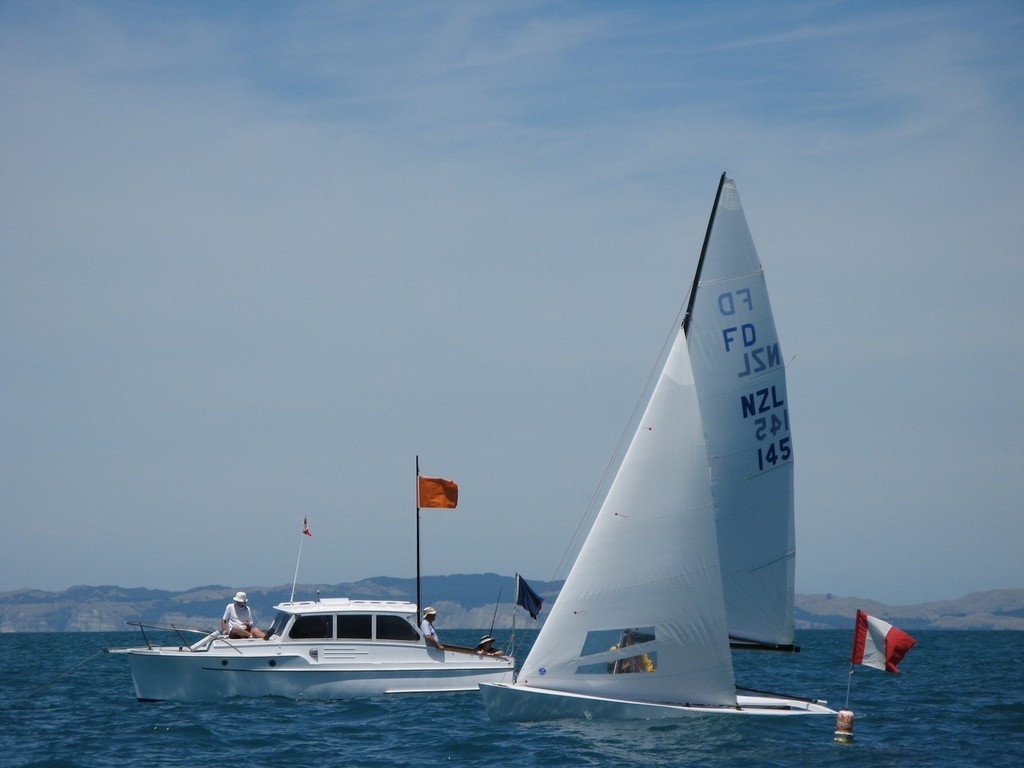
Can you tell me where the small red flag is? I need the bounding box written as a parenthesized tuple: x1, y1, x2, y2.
(850, 609, 916, 673)
(417, 476, 458, 508)
(302, 517, 312, 536)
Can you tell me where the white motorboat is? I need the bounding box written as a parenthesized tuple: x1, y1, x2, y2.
(480, 175, 835, 721)
(110, 597, 514, 702)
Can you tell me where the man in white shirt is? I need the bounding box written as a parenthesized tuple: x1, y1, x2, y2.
(221, 591, 265, 638)
(420, 606, 443, 649)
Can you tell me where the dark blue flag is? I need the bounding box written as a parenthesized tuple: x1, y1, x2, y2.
(516, 574, 543, 619)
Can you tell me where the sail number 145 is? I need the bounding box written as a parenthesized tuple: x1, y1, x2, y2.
(741, 384, 792, 472)
(756, 437, 792, 471)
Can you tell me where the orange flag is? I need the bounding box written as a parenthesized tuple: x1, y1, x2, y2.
(418, 476, 458, 508)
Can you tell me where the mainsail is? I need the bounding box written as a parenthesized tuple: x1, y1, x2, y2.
(685, 175, 796, 649)
(516, 326, 736, 706)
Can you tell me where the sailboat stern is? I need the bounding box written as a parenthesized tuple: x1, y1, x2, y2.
(735, 691, 835, 715)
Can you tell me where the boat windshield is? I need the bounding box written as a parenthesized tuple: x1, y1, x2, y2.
(264, 611, 292, 640)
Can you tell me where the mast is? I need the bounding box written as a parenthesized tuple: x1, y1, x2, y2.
(682, 171, 727, 336)
(415, 455, 422, 616)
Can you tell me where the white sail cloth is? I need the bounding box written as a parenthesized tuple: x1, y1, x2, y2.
(516, 328, 737, 706)
(686, 180, 795, 647)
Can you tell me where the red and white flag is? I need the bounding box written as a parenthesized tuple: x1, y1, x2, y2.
(850, 609, 916, 673)
(302, 517, 312, 536)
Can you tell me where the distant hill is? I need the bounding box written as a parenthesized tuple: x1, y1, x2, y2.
(0, 574, 559, 633)
(795, 589, 1024, 630)
(2, 575, 1022, 632)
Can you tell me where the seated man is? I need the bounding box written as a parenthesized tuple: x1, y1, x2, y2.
(474, 634, 503, 656)
(221, 591, 265, 638)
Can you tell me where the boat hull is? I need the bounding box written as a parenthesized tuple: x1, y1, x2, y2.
(118, 640, 514, 702)
(478, 682, 835, 722)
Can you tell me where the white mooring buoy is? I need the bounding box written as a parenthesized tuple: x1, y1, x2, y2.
(833, 709, 855, 743)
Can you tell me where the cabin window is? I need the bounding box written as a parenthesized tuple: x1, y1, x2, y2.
(575, 627, 657, 675)
(288, 614, 333, 639)
(336, 614, 372, 639)
(376, 615, 419, 642)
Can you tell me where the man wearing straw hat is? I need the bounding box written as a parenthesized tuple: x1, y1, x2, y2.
(420, 606, 443, 650)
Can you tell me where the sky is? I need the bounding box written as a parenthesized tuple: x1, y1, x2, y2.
(2, 1, 1022, 606)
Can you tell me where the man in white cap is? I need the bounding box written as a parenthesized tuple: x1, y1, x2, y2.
(221, 591, 265, 638)
(420, 606, 443, 650)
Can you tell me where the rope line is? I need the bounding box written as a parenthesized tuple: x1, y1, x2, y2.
(16, 648, 107, 702)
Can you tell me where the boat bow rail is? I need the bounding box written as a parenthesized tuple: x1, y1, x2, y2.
(104, 621, 226, 653)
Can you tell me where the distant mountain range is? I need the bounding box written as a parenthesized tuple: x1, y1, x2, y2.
(2, 574, 1022, 632)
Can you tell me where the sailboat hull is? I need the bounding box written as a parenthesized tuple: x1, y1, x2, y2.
(479, 683, 835, 722)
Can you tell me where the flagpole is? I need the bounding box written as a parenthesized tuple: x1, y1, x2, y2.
(413, 462, 458, 621)
(844, 663, 855, 709)
(290, 525, 305, 603)
(415, 455, 422, 617)
(844, 614, 856, 710)
(512, 572, 519, 659)
(488, 587, 501, 637)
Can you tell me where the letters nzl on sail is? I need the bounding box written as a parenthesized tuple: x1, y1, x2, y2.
(714, 285, 791, 475)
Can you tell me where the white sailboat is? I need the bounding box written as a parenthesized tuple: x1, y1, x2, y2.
(480, 174, 834, 721)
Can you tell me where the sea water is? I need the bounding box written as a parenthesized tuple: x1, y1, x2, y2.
(2, 630, 1022, 767)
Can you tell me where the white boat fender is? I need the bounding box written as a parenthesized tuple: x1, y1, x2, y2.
(833, 709, 855, 743)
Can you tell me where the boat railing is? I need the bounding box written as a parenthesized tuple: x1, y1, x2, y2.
(443, 644, 477, 654)
(441, 643, 511, 659)
(123, 621, 237, 653)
